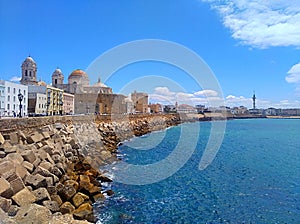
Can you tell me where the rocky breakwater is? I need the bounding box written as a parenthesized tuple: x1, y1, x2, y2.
(96, 114, 181, 155)
(0, 122, 114, 223)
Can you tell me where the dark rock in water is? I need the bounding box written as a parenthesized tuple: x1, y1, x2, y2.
(105, 189, 114, 196)
(97, 175, 113, 183)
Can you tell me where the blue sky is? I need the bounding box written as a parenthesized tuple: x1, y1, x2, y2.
(0, 0, 300, 108)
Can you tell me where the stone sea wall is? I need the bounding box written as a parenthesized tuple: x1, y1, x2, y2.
(0, 113, 181, 223)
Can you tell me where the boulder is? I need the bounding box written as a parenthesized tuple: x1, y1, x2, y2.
(60, 201, 75, 214)
(22, 161, 34, 173)
(0, 160, 15, 180)
(9, 175, 25, 194)
(15, 203, 52, 224)
(21, 150, 36, 163)
(25, 174, 47, 189)
(0, 132, 5, 145)
(0, 196, 12, 212)
(72, 192, 89, 208)
(26, 132, 44, 144)
(7, 204, 19, 217)
(33, 187, 51, 203)
(11, 187, 36, 206)
(43, 200, 60, 213)
(50, 194, 63, 206)
(0, 177, 13, 198)
(73, 203, 93, 220)
(6, 152, 24, 164)
(9, 132, 19, 145)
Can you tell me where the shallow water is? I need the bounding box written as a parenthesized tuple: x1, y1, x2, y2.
(95, 119, 300, 224)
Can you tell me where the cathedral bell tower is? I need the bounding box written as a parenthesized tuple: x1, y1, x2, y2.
(21, 56, 37, 85)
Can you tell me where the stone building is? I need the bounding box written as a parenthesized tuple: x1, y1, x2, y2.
(63, 92, 74, 115)
(96, 93, 127, 115)
(52, 69, 112, 94)
(0, 80, 28, 117)
(131, 91, 148, 113)
(149, 103, 162, 113)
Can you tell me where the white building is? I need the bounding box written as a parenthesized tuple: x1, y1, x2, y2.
(0, 80, 28, 117)
(0, 82, 5, 117)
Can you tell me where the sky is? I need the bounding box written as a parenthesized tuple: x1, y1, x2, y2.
(0, 0, 300, 108)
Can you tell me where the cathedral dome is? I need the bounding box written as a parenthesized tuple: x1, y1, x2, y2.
(37, 80, 47, 87)
(68, 69, 89, 86)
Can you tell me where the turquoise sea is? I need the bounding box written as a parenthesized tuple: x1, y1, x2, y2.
(95, 119, 300, 224)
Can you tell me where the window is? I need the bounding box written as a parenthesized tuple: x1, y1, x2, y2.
(13, 88, 16, 94)
(13, 96, 15, 102)
(8, 87, 10, 93)
(29, 71, 32, 77)
(8, 96, 10, 101)
(25, 70, 28, 76)
(7, 104, 10, 110)
(13, 104, 15, 110)
(55, 79, 57, 85)
(39, 104, 41, 108)
(24, 90, 26, 95)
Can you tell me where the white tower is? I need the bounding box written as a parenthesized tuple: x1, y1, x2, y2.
(21, 56, 37, 85)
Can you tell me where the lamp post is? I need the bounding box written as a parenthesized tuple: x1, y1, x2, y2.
(18, 93, 23, 118)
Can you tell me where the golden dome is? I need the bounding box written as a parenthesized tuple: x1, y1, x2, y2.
(69, 69, 88, 78)
(37, 80, 47, 86)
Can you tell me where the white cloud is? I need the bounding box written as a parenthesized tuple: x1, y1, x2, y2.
(202, 0, 300, 48)
(149, 86, 222, 106)
(10, 76, 21, 82)
(286, 63, 300, 83)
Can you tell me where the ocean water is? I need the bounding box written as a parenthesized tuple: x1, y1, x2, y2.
(95, 119, 300, 224)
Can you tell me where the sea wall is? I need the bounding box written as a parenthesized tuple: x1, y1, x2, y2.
(0, 113, 181, 223)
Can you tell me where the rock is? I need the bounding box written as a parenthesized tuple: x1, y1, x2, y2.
(50, 194, 63, 206)
(49, 213, 93, 224)
(6, 152, 24, 164)
(26, 132, 44, 144)
(49, 166, 63, 178)
(22, 161, 34, 173)
(0, 177, 13, 198)
(105, 189, 114, 196)
(79, 175, 92, 191)
(0, 196, 12, 212)
(17, 130, 26, 141)
(4, 145, 17, 154)
(93, 193, 105, 202)
(64, 179, 79, 191)
(60, 201, 75, 214)
(32, 157, 41, 168)
(97, 175, 113, 183)
(72, 192, 89, 208)
(43, 200, 60, 213)
(39, 161, 53, 170)
(15, 163, 28, 180)
(25, 173, 47, 189)
(47, 186, 57, 195)
(73, 203, 93, 220)
(33, 187, 51, 203)
(0, 160, 15, 180)
(41, 131, 51, 140)
(9, 175, 25, 194)
(60, 184, 76, 200)
(11, 187, 36, 206)
(7, 204, 19, 217)
(15, 203, 52, 224)
(0, 133, 5, 145)
(0, 151, 5, 158)
(9, 132, 19, 145)
(21, 150, 36, 163)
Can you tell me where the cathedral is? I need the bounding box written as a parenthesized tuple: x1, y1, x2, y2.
(52, 68, 113, 94)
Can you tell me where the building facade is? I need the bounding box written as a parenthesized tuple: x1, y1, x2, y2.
(149, 103, 162, 113)
(0, 82, 5, 117)
(28, 92, 47, 115)
(131, 91, 148, 113)
(46, 86, 63, 116)
(0, 80, 28, 117)
(63, 92, 74, 115)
